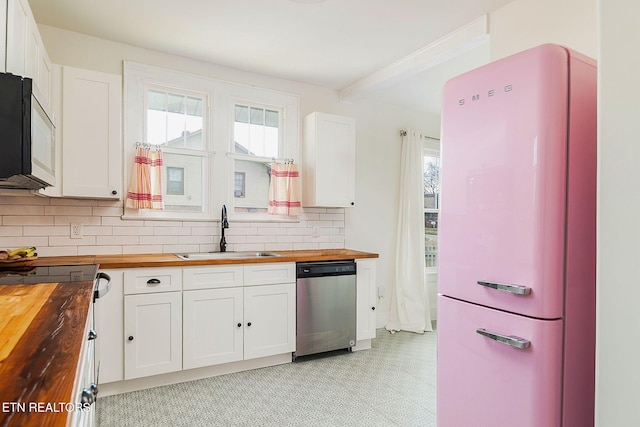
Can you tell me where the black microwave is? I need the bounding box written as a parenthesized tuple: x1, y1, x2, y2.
(0, 72, 55, 190)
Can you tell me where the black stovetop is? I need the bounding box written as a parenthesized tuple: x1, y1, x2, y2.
(0, 264, 99, 285)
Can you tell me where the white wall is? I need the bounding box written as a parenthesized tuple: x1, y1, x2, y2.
(489, 0, 597, 60)
(0, 25, 435, 327)
(596, 1, 640, 425)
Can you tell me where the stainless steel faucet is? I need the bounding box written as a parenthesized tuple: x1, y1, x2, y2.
(220, 204, 229, 252)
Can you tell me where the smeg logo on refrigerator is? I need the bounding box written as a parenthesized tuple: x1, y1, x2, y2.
(458, 84, 513, 106)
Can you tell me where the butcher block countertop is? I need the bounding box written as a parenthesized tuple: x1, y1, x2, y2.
(0, 280, 94, 427)
(30, 248, 379, 269)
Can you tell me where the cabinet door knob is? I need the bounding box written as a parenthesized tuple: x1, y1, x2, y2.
(146, 278, 161, 286)
(351, 202, 355, 206)
(88, 329, 98, 341)
(111, 190, 118, 195)
(128, 336, 134, 341)
(247, 322, 252, 327)
(237, 323, 242, 328)
(81, 389, 95, 406)
(371, 307, 375, 311)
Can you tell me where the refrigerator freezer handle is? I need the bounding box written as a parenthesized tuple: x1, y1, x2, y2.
(476, 328, 531, 350)
(477, 280, 532, 295)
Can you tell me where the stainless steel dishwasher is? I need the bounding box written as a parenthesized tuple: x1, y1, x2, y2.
(294, 260, 357, 359)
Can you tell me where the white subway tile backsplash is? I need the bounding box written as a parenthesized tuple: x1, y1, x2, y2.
(84, 226, 113, 236)
(50, 198, 98, 206)
(37, 246, 78, 257)
(112, 226, 153, 236)
(0, 198, 345, 255)
(178, 235, 212, 245)
(97, 235, 139, 246)
(122, 245, 163, 254)
(0, 196, 48, 206)
(0, 205, 45, 215)
(23, 226, 69, 236)
(102, 217, 143, 226)
(78, 245, 123, 255)
(0, 226, 23, 236)
(161, 244, 201, 254)
(2, 216, 55, 226)
(92, 207, 124, 217)
(44, 206, 93, 216)
(139, 235, 179, 245)
(1, 236, 49, 248)
(49, 236, 97, 246)
(154, 226, 193, 236)
(54, 216, 101, 226)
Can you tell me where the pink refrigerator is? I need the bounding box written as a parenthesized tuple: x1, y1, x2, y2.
(437, 44, 597, 427)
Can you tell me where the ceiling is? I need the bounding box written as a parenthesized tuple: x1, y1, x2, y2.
(28, 0, 514, 113)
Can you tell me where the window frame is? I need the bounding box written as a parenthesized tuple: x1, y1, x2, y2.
(423, 138, 441, 273)
(226, 94, 299, 223)
(122, 62, 300, 223)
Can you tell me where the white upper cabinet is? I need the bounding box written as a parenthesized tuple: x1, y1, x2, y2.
(302, 112, 356, 208)
(6, 0, 52, 112)
(62, 66, 122, 199)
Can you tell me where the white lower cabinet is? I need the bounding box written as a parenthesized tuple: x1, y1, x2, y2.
(183, 287, 244, 369)
(124, 291, 182, 380)
(182, 264, 296, 370)
(356, 259, 377, 340)
(243, 283, 296, 360)
(100, 260, 369, 390)
(95, 269, 124, 384)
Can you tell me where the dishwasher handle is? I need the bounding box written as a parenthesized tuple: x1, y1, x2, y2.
(296, 261, 356, 278)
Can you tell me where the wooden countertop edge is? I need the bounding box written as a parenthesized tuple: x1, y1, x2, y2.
(31, 249, 379, 269)
(0, 281, 94, 427)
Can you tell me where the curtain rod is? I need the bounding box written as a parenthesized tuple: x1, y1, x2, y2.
(400, 130, 439, 140)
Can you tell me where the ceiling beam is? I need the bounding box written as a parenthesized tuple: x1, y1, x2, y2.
(339, 15, 490, 103)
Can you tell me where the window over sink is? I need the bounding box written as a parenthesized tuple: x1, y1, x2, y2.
(123, 62, 299, 222)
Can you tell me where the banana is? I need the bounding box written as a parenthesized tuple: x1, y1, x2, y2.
(7, 247, 37, 258)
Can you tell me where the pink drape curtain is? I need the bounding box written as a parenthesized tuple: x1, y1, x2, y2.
(268, 162, 301, 216)
(125, 146, 164, 210)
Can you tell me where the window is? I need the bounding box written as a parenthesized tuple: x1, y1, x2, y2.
(123, 62, 299, 222)
(166, 167, 185, 195)
(145, 86, 207, 212)
(231, 102, 283, 214)
(234, 172, 246, 198)
(424, 144, 440, 269)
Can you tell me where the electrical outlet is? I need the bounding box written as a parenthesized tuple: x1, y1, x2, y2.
(70, 223, 83, 239)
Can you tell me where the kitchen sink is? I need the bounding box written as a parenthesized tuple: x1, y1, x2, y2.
(175, 251, 281, 260)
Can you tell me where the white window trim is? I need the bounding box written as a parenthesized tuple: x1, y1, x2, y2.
(122, 61, 300, 223)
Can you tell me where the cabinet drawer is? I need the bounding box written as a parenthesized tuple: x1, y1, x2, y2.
(124, 268, 182, 294)
(244, 263, 295, 286)
(183, 266, 244, 290)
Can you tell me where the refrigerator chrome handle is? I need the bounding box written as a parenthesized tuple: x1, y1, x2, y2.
(476, 328, 531, 349)
(477, 280, 531, 295)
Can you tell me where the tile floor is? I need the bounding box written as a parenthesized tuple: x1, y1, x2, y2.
(97, 328, 437, 426)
